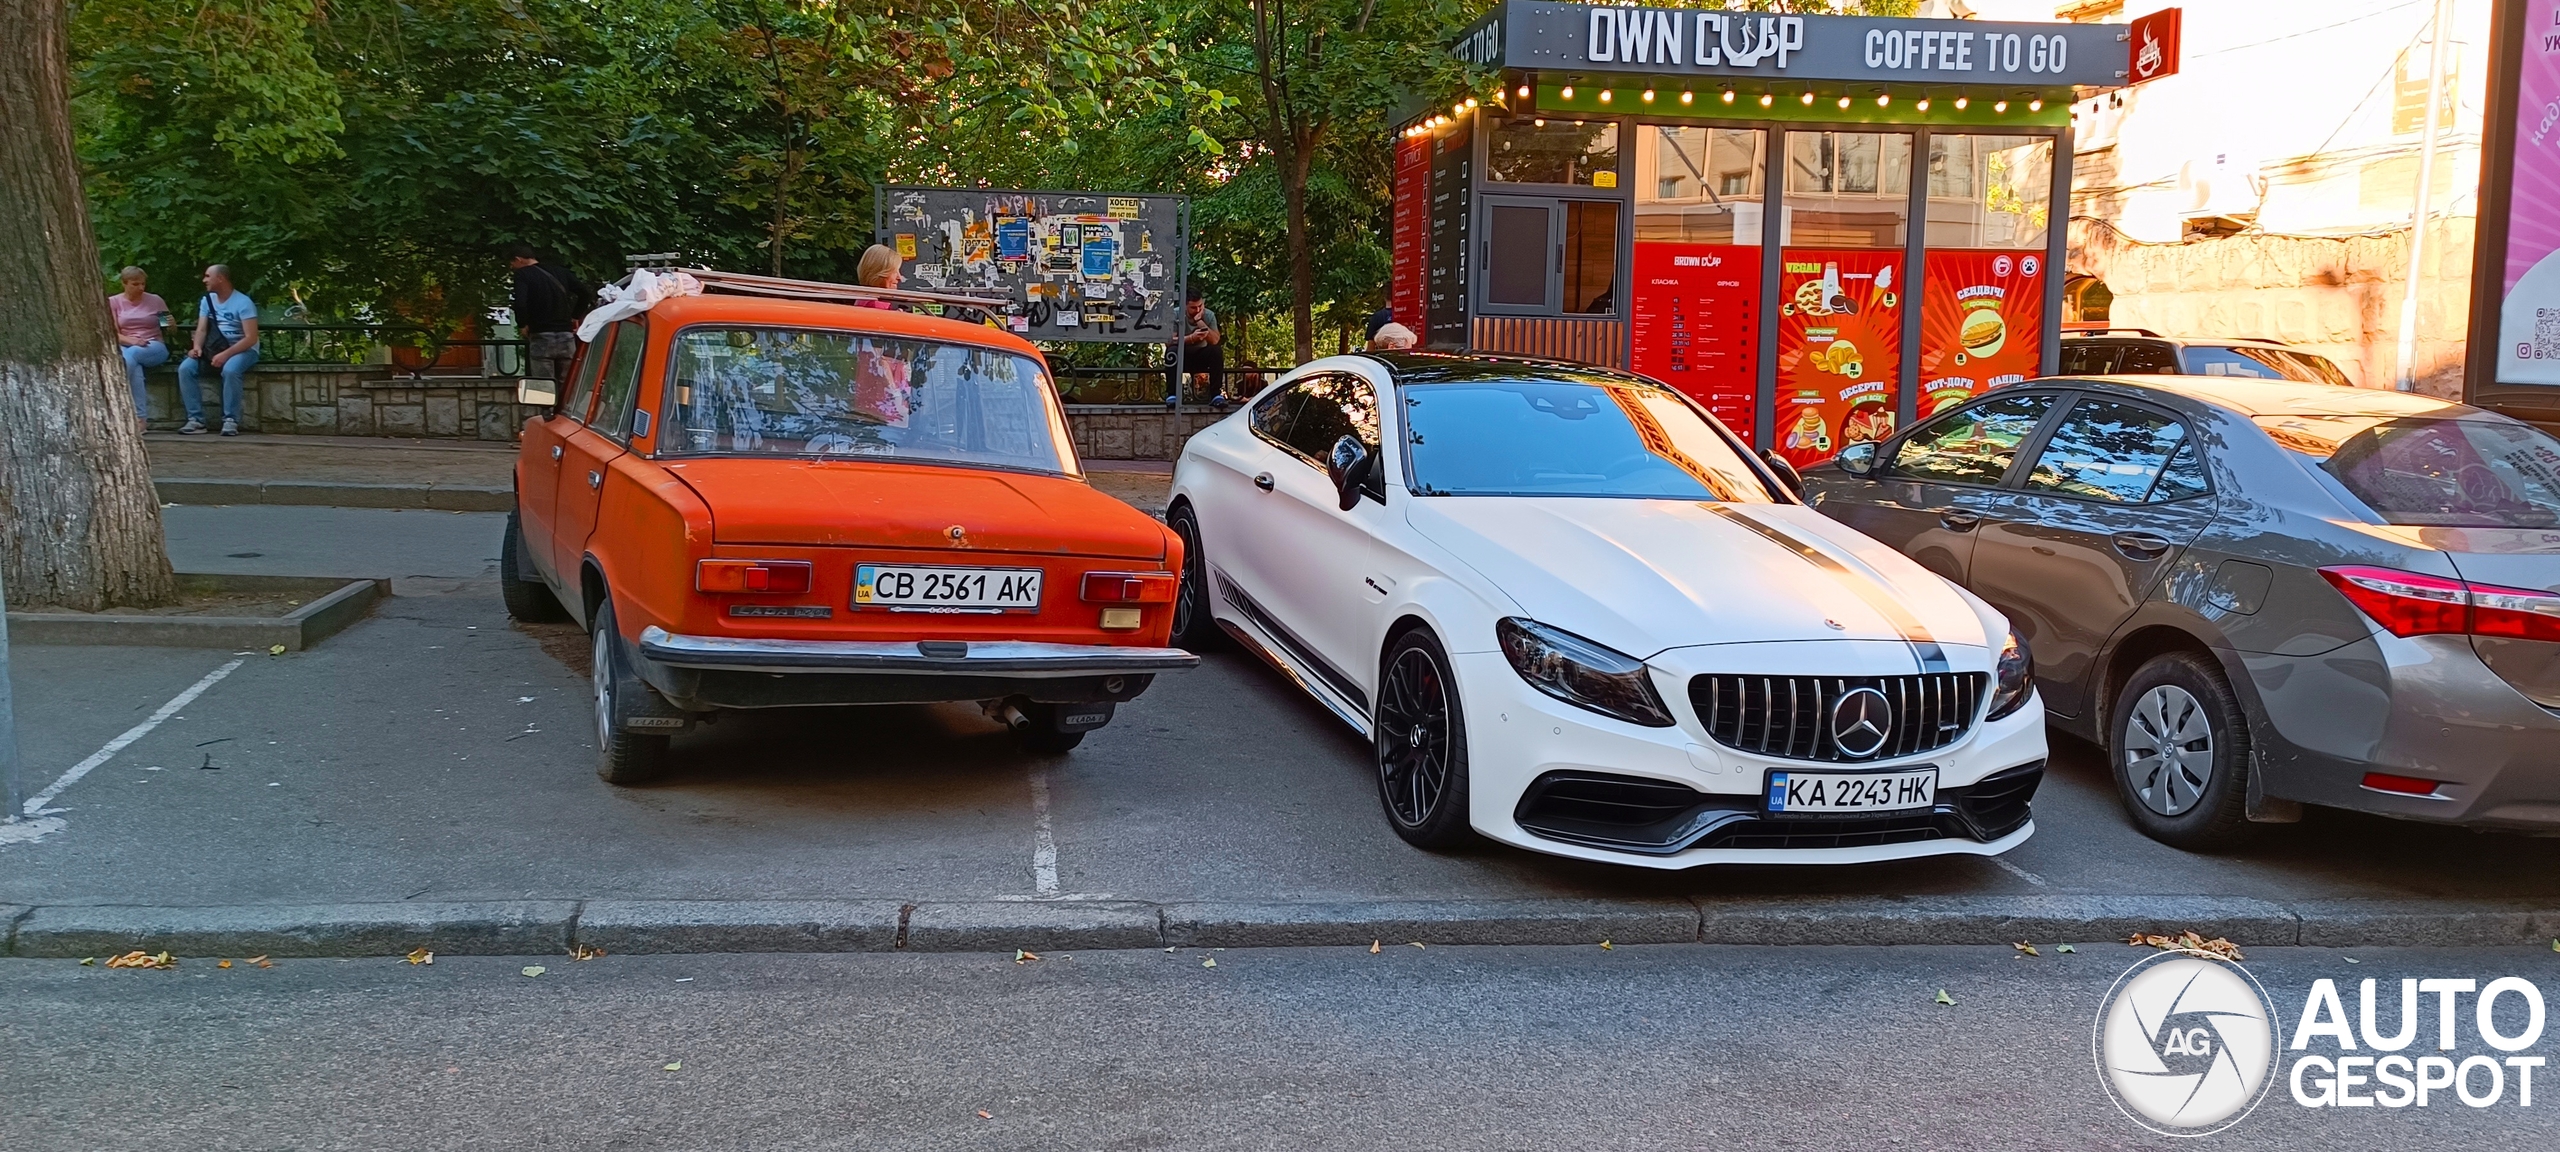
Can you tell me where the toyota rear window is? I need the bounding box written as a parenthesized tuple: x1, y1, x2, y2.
(2257, 414, 2560, 527)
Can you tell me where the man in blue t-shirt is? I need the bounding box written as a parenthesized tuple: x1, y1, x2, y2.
(177, 264, 261, 436)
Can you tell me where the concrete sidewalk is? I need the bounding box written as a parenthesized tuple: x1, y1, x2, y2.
(146, 432, 1175, 514)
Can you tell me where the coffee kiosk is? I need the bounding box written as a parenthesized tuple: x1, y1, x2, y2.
(1390, 1, 2168, 465)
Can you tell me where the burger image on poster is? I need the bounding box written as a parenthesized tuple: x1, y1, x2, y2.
(2500, 251, 2560, 385)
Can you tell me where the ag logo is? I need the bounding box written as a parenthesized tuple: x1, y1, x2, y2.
(2094, 950, 2280, 1136)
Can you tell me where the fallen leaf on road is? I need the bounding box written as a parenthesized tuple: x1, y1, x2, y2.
(406, 948, 434, 966)
(2055, 944, 2075, 954)
(1934, 989, 1956, 1006)
(267, 645, 286, 656)
(664, 1061, 682, 1072)
(1014, 950, 1040, 964)
(218, 959, 233, 969)
(569, 945, 605, 961)
(521, 965, 546, 978)
(1599, 940, 1613, 951)
(1369, 940, 1381, 954)
(105, 951, 177, 970)
(78, 957, 94, 966)
(250, 955, 273, 968)
(2128, 931, 2244, 962)
(2013, 942, 2039, 957)
(2344, 957, 2362, 964)
(1202, 957, 1216, 968)
(1408, 942, 1426, 950)
(977, 1111, 992, 1120)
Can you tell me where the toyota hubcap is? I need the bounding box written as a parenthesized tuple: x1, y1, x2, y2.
(2124, 684, 2213, 817)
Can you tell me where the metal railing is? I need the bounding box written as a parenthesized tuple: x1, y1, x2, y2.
(1055, 364, 1276, 406)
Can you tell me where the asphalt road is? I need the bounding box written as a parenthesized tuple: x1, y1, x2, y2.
(7, 944, 2557, 1150)
(9, 505, 2560, 909)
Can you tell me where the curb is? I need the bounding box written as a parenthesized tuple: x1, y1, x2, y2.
(156, 477, 512, 512)
(6, 896, 2560, 959)
(5, 575, 385, 652)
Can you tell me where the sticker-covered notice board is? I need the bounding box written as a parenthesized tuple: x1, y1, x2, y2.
(878, 187, 1189, 342)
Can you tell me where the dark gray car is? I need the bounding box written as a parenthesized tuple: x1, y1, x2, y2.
(1800, 375, 2560, 849)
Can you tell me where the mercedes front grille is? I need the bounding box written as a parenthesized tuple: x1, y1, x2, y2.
(1690, 672, 1988, 762)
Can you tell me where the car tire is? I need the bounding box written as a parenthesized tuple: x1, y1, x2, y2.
(1166, 501, 1222, 652)
(2110, 652, 2255, 851)
(500, 509, 568, 623)
(590, 599, 674, 786)
(1374, 628, 1476, 850)
(1012, 702, 1089, 754)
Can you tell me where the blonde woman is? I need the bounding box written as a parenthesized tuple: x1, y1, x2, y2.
(108, 266, 171, 426)
(855, 244, 901, 309)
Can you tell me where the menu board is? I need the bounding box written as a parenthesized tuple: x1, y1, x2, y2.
(2497, 0, 2560, 385)
(1391, 136, 1431, 333)
(1774, 249, 1904, 468)
(1918, 249, 2045, 416)
(1629, 243, 1759, 438)
(1425, 123, 1474, 350)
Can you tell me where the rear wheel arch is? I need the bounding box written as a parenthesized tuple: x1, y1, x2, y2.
(2097, 625, 2221, 738)
(580, 558, 610, 631)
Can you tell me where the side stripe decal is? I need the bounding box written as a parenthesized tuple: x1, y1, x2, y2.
(1703, 506, 1953, 674)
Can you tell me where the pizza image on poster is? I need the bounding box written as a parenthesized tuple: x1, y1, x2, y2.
(1775, 249, 1903, 468)
(1919, 250, 2044, 415)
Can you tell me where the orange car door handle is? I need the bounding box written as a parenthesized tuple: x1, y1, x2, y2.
(1253, 472, 1275, 492)
(551, 445, 564, 462)
(587, 470, 603, 490)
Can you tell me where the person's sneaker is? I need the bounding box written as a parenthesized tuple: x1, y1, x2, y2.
(177, 419, 207, 435)
(220, 419, 239, 437)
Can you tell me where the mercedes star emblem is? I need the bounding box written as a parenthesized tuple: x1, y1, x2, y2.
(1830, 686, 1894, 759)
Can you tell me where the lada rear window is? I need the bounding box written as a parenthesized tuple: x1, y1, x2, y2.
(659, 327, 1075, 474)
(1403, 375, 1777, 501)
(2257, 413, 2560, 527)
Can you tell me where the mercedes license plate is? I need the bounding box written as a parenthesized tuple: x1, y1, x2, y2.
(854, 564, 1042, 611)
(1764, 768, 1937, 815)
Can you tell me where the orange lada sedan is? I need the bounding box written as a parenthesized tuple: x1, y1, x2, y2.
(501, 290, 1197, 783)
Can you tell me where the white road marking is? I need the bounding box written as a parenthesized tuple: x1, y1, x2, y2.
(21, 659, 245, 819)
(1989, 855, 2050, 888)
(1029, 770, 1060, 898)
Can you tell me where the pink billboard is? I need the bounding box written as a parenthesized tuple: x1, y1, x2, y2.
(2499, 0, 2560, 383)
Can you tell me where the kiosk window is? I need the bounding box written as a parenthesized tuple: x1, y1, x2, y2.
(1486, 205, 1550, 307)
(1635, 126, 1766, 245)
(1487, 117, 1620, 187)
(1563, 202, 1617, 315)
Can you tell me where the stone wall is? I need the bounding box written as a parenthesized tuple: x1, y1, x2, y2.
(141, 365, 539, 440)
(1066, 404, 1230, 461)
(2068, 216, 2474, 398)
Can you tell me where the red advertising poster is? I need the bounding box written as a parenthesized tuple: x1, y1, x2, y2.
(1918, 250, 2046, 417)
(1775, 249, 1904, 468)
(1390, 136, 1431, 333)
(1629, 242, 1759, 438)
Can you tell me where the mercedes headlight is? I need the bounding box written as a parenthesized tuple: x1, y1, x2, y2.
(1496, 618, 1676, 728)
(1986, 626, 2035, 721)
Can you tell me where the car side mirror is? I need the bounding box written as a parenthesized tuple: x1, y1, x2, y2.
(1836, 441, 1879, 479)
(516, 378, 559, 411)
(1758, 450, 1805, 499)
(1327, 435, 1378, 512)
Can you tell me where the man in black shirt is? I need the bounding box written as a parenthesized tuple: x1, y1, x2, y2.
(509, 245, 581, 381)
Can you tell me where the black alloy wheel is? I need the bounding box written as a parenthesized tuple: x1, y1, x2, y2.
(500, 508, 568, 622)
(2110, 651, 2255, 851)
(1167, 502, 1220, 651)
(1374, 629, 1474, 849)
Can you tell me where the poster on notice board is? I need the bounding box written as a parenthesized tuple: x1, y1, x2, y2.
(1918, 250, 2045, 416)
(1774, 249, 1903, 468)
(2498, 0, 2560, 384)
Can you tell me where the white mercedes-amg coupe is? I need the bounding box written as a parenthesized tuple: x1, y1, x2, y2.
(1167, 353, 2046, 868)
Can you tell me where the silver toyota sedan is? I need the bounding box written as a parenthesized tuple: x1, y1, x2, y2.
(1799, 375, 2560, 849)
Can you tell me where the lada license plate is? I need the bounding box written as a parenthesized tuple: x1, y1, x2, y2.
(1764, 768, 1937, 815)
(854, 564, 1042, 611)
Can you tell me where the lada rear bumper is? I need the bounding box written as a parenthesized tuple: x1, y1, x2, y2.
(634, 626, 1199, 710)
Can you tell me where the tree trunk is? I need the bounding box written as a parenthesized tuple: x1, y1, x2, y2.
(1282, 138, 1316, 364)
(0, 0, 176, 611)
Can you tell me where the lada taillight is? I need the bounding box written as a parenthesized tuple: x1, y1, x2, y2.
(697, 559, 815, 595)
(1080, 571, 1178, 604)
(2319, 566, 2560, 642)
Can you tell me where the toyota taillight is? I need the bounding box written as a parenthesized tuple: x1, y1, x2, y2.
(2319, 566, 2560, 642)
(1080, 571, 1178, 604)
(696, 559, 814, 594)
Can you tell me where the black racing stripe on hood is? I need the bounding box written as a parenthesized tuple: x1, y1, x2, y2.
(1703, 505, 1952, 674)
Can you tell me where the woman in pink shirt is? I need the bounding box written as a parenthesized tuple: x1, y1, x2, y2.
(108, 266, 170, 427)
